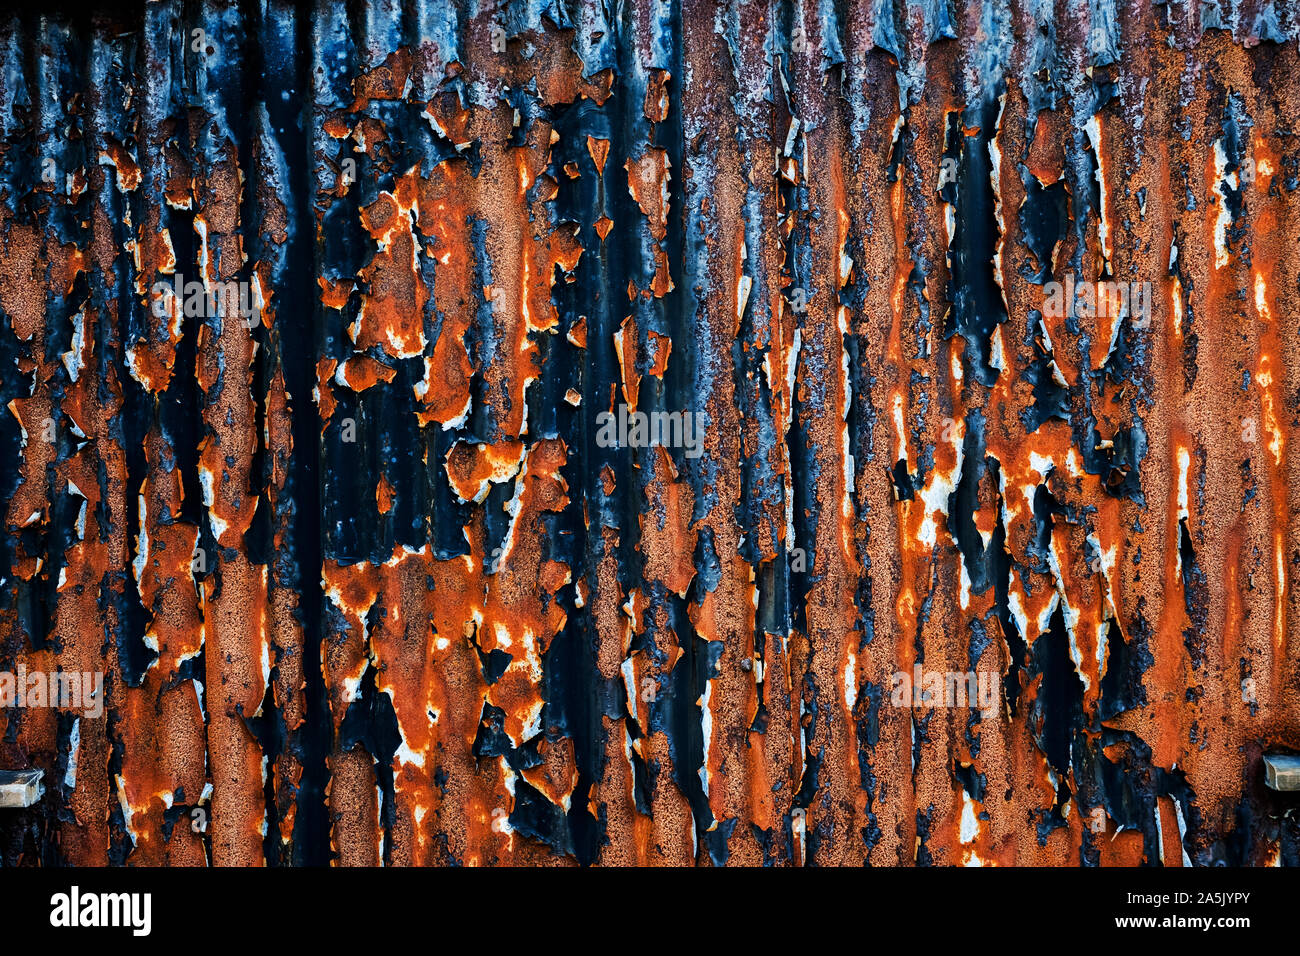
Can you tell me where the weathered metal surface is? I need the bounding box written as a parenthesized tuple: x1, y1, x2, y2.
(0, 0, 1298, 867)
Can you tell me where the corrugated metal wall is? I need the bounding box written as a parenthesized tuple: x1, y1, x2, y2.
(1, 0, 1298, 866)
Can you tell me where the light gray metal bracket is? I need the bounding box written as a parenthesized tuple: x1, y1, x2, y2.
(0, 769, 44, 808)
(1263, 754, 1300, 792)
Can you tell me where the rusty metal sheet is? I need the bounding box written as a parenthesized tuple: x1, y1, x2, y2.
(0, 0, 1298, 868)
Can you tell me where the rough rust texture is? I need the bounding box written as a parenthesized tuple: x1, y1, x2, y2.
(1, 1, 1299, 867)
